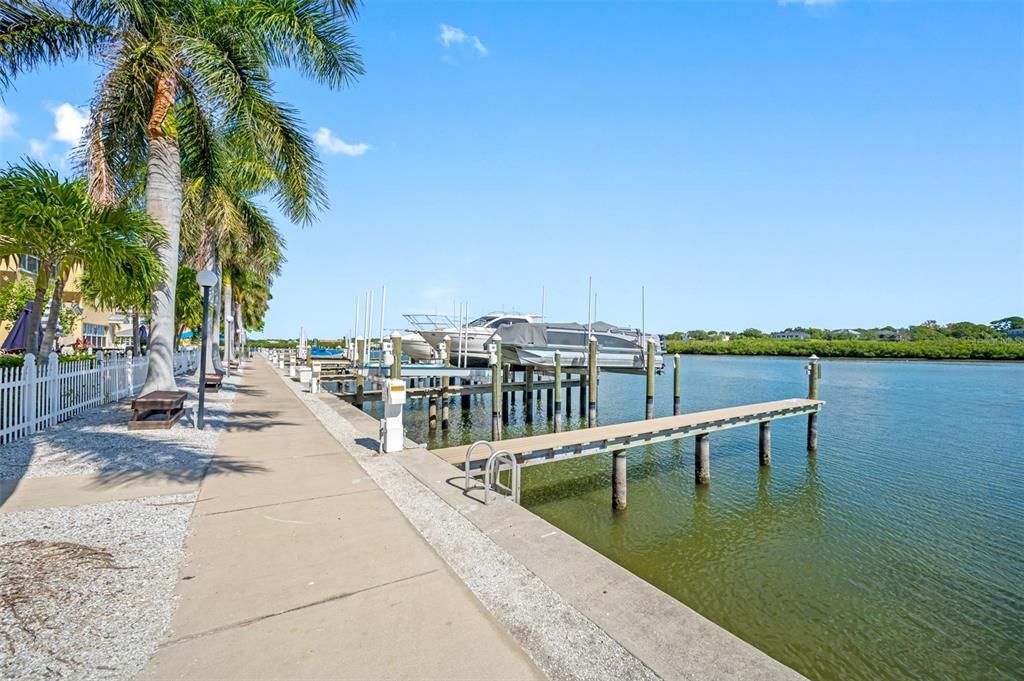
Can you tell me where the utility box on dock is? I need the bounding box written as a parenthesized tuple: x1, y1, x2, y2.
(380, 379, 406, 454)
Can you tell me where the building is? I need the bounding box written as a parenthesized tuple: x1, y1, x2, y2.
(771, 330, 810, 340)
(833, 328, 861, 338)
(1, 255, 126, 351)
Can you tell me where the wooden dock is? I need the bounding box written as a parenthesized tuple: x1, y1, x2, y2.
(431, 398, 824, 505)
(332, 378, 582, 403)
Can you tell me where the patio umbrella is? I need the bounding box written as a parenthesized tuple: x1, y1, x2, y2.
(1, 302, 41, 352)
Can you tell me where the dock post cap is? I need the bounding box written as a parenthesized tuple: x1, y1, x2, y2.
(391, 330, 401, 338)
(492, 334, 502, 342)
(443, 334, 451, 341)
(356, 335, 364, 341)
(589, 335, 597, 342)
(808, 354, 819, 361)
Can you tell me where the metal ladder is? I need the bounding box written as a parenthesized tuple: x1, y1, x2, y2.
(463, 440, 521, 504)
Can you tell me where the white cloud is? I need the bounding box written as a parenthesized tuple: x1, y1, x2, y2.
(314, 127, 370, 157)
(49, 103, 88, 145)
(440, 24, 466, 47)
(0, 106, 16, 138)
(439, 24, 488, 56)
(28, 139, 49, 160)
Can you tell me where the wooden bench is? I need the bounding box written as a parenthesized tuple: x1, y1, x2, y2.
(129, 390, 187, 430)
(204, 373, 224, 392)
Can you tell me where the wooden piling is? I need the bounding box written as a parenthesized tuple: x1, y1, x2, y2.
(502, 367, 510, 417)
(588, 336, 599, 427)
(807, 355, 820, 451)
(645, 338, 656, 420)
(441, 338, 450, 430)
(355, 337, 365, 409)
(390, 331, 401, 380)
(612, 450, 627, 511)
(759, 420, 771, 466)
(672, 354, 681, 416)
(694, 433, 710, 485)
(428, 397, 438, 430)
(491, 337, 503, 440)
(461, 378, 471, 409)
(525, 367, 535, 423)
(554, 352, 563, 433)
(578, 371, 586, 418)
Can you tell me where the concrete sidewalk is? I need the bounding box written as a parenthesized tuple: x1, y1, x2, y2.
(141, 359, 543, 680)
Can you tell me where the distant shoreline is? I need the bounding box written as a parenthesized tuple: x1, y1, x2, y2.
(666, 339, 1024, 361)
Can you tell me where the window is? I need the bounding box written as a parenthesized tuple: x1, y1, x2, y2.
(469, 315, 497, 327)
(19, 255, 40, 275)
(83, 324, 107, 348)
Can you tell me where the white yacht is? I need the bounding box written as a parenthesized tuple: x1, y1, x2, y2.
(495, 321, 665, 374)
(414, 312, 541, 367)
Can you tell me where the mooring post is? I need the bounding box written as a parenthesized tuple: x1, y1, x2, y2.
(553, 351, 563, 433)
(546, 385, 553, 419)
(461, 377, 471, 409)
(759, 420, 772, 466)
(612, 450, 627, 511)
(355, 336, 365, 409)
(428, 393, 438, 429)
(588, 336, 599, 427)
(673, 354, 681, 416)
(390, 331, 402, 380)
(645, 338, 656, 420)
(441, 337, 450, 430)
(694, 433, 710, 485)
(525, 366, 535, 423)
(490, 337, 503, 440)
(578, 370, 587, 418)
(806, 354, 820, 452)
(502, 366, 510, 417)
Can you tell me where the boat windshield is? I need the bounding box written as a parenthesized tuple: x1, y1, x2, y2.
(468, 315, 498, 327)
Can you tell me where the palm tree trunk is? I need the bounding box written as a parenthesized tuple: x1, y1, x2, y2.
(25, 264, 50, 357)
(38, 274, 65, 362)
(140, 139, 182, 393)
(223, 276, 234, 366)
(131, 308, 141, 355)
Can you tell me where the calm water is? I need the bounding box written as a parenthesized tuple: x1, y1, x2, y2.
(362, 356, 1024, 680)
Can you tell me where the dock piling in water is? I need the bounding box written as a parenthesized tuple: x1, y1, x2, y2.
(441, 338, 450, 430)
(525, 367, 535, 423)
(695, 433, 710, 485)
(554, 351, 563, 432)
(588, 336, 598, 427)
(806, 355, 820, 451)
(355, 336, 365, 409)
(390, 331, 401, 380)
(612, 450, 627, 510)
(491, 337, 503, 440)
(673, 354, 681, 416)
(759, 420, 771, 466)
(645, 338, 656, 420)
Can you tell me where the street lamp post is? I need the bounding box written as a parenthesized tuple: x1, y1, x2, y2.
(196, 270, 218, 429)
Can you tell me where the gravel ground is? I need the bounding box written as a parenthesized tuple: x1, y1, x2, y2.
(0, 372, 238, 481)
(0, 366, 242, 680)
(0, 493, 197, 680)
(270, 358, 659, 681)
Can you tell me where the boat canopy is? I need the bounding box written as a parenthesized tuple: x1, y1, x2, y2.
(495, 321, 623, 347)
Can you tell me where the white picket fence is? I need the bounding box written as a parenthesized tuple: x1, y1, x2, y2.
(0, 348, 199, 445)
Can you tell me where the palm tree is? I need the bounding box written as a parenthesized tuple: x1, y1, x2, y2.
(179, 126, 289, 375)
(0, 161, 166, 361)
(0, 0, 362, 391)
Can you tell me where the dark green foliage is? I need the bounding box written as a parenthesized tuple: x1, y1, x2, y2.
(667, 338, 1024, 361)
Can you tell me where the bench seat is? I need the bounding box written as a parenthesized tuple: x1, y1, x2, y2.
(130, 390, 187, 430)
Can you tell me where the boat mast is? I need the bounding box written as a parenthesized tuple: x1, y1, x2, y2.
(379, 285, 386, 347)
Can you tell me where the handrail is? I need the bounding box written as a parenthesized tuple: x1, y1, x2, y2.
(464, 440, 495, 491)
(484, 449, 520, 505)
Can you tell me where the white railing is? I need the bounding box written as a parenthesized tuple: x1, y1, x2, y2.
(0, 348, 199, 446)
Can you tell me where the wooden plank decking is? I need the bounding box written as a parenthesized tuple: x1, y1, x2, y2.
(431, 398, 824, 470)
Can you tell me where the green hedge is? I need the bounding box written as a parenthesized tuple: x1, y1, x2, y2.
(0, 353, 99, 368)
(665, 338, 1024, 361)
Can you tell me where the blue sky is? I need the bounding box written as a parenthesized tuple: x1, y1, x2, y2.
(0, 1, 1021, 337)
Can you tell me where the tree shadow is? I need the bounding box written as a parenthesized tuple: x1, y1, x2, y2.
(0, 401, 267, 508)
(200, 410, 299, 432)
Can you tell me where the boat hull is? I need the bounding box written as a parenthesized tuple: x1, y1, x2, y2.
(504, 346, 664, 375)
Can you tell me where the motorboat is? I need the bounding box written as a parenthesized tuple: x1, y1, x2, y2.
(411, 312, 542, 367)
(494, 321, 665, 374)
(400, 332, 437, 362)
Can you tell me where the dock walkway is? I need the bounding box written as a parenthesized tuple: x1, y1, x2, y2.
(140, 359, 543, 680)
(431, 398, 824, 471)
